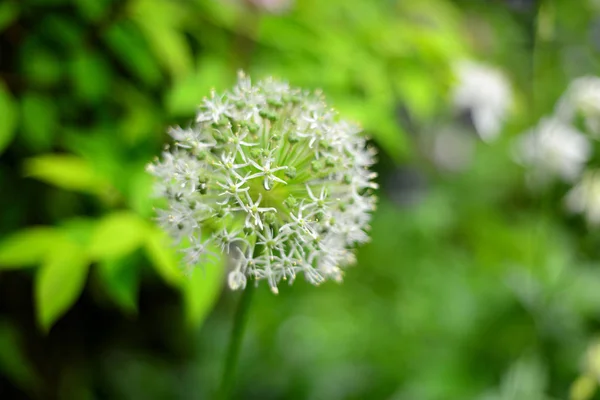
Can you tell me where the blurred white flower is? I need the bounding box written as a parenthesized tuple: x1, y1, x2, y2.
(222, 0, 293, 14)
(248, 0, 293, 13)
(589, 0, 600, 13)
(556, 76, 600, 135)
(431, 126, 475, 172)
(516, 116, 591, 183)
(452, 60, 513, 142)
(476, 357, 549, 400)
(566, 170, 600, 225)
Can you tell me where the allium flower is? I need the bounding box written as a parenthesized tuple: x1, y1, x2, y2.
(147, 72, 377, 293)
(566, 170, 600, 225)
(452, 60, 513, 142)
(515, 116, 591, 183)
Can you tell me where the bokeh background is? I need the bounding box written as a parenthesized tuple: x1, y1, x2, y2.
(2, 0, 600, 399)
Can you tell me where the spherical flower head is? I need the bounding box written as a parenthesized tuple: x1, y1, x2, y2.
(147, 72, 377, 293)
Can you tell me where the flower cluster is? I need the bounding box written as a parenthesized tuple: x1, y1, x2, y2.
(566, 170, 600, 225)
(516, 117, 591, 184)
(452, 60, 513, 142)
(556, 76, 600, 136)
(515, 76, 600, 225)
(147, 72, 377, 293)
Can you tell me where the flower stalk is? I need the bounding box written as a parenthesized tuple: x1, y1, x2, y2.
(217, 281, 256, 400)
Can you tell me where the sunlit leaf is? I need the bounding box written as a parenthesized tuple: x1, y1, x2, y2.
(335, 97, 409, 162)
(570, 375, 597, 400)
(60, 128, 124, 190)
(127, 0, 188, 27)
(127, 167, 154, 217)
(59, 218, 96, 247)
(144, 227, 185, 287)
(182, 246, 225, 328)
(35, 239, 89, 332)
(88, 211, 148, 260)
(23, 154, 109, 194)
(135, 22, 192, 79)
(196, 0, 239, 28)
(0, 80, 17, 154)
(394, 65, 441, 123)
(0, 227, 64, 269)
(257, 15, 318, 50)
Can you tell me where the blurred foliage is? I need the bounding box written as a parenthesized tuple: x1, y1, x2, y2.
(2, 0, 600, 399)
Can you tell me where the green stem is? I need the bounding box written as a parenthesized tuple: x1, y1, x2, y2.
(217, 280, 256, 399)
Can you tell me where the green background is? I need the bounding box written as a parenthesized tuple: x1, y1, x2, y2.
(1, 0, 600, 399)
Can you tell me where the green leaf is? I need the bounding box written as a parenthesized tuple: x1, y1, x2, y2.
(571, 375, 597, 400)
(0, 319, 39, 396)
(0, 80, 17, 154)
(103, 22, 162, 87)
(335, 97, 408, 162)
(0, 227, 64, 269)
(20, 41, 62, 86)
(182, 245, 225, 328)
(144, 227, 185, 287)
(35, 239, 89, 332)
(394, 66, 440, 123)
(116, 83, 160, 144)
(59, 218, 96, 247)
(74, 0, 111, 22)
(39, 15, 83, 48)
(135, 21, 192, 79)
(60, 128, 123, 189)
(97, 255, 139, 314)
(0, 2, 19, 33)
(20, 92, 58, 151)
(23, 154, 109, 194)
(127, 167, 154, 217)
(128, 0, 188, 27)
(88, 211, 148, 260)
(70, 50, 111, 102)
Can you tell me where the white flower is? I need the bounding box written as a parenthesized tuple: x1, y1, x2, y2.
(148, 72, 377, 293)
(566, 170, 600, 225)
(555, 76, 600, 135)
(248, 0, 293, 13)
(452, 60, 513, 142)
(516, 116, 591, 183)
